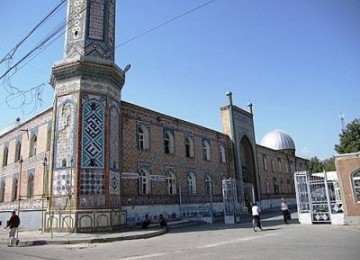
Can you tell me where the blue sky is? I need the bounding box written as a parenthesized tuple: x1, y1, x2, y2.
(0, 0, 359, 160)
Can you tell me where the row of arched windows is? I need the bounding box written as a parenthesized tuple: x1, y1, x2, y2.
(2, 134, 39, 167)
(136, 124, 227, 163)
(0, 174, 35, 203)
(137, 167, 217, 196)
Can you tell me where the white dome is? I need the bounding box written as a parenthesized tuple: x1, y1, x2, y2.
(260, 129, 295, 151)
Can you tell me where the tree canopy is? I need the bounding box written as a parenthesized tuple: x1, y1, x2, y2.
(335, 118, 360, 154)
(309, 156, 335, 172)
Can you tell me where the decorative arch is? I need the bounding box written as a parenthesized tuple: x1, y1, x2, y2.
(239, 135, 258, 201)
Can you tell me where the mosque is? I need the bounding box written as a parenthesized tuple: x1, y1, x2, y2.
(0, 0, 308, 231)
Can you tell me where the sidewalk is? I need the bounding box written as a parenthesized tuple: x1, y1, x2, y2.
(0, 220, 203, 247)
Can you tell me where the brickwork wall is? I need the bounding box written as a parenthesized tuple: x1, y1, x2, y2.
(335, 152, 360, 218)
(0, 109, 51, 210)
(256, 145, 308, 200)
(121, 101, 231, 206)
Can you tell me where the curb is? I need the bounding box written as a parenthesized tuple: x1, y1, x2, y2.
(4, 228, 168, 247)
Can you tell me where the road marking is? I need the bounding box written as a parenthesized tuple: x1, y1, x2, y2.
(119, 253, 167, 260)
(198, 233, 276, 249)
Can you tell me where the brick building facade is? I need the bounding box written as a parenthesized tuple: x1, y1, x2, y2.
(0, 0, 308, 231)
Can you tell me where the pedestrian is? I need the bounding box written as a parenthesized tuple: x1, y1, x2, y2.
(141, 214, 150, 229)
(158, 214, 167, 227)
(4, 211, 20, 247)
(251, 202, 262, 231)
(281, 198, 290, 224)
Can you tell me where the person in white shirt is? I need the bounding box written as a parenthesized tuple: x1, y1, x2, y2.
(251, 202, 262, 231)
(281, 198, 290, 224)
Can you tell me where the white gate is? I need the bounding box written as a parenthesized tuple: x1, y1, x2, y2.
(294, 171, 343, 224)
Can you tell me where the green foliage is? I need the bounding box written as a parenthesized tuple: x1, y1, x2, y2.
(309, 156, 335, 172)
(335, 118, 360, 154)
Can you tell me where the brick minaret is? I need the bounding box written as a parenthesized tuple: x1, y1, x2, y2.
(49, 0, 125, 232)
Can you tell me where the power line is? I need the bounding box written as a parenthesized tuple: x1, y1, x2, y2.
(116, 0, 216, 48)
(0, 0, 66, 65)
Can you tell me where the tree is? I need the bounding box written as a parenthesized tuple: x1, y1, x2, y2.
(309, 156, 336, 172)
(335, 118, 360, 154)
(309, 156, 323, 172)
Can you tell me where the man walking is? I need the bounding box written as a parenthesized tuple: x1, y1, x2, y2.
(251, 202, 262, 231)
(281, 198, 290, 224)
(4, 211, 20, 247)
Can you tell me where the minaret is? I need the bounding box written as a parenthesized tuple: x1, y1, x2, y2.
(49, 0, 125, 232)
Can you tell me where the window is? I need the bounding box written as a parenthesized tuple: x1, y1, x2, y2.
(164, 130, 175, 154)
(219, 144, 226, 163)
(12, 177, 18, 201)
(0, 181, 5, 202)
(202, 140, 211, 161)
(187, 171, 197, 194)
(263, 155, 267, 171)
(352, 170, 360, 202)
(46, 126, 51, 151)
(205, 174, 214, 195)
(139, 167, 151, 195)
(271, 159, 275, 172)
(273, 177, 279, 194)
(137, 124, 150, 150)
(29, 134, 37, 157)
(62, 159, 67, 167)
(265, 180, 270, 193)
(27, 174, 34, 198)
(185, 137, 194, 158)
(277, 158, 282, 173)
(166, 169, 176, 195)
(15, 141, 22, 162)
(2, 147, 9, 167)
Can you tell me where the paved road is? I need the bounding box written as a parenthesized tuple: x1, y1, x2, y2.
(1, 213, 359, 260)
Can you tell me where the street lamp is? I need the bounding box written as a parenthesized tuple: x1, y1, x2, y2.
(41, 155, 47, 233)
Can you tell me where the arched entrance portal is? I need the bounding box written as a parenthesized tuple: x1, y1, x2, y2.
(239, 136, 258, 210)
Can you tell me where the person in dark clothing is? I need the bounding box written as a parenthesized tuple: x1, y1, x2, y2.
(141, 214, 150, 229)
(4, 211, 20, 247)
(158, 214, 167, 227)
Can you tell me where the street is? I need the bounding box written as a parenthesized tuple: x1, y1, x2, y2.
(1, 213, 359, 260)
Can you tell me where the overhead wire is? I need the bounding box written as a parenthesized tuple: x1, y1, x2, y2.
(116, 0, 216, 48)
(0, 0, 216, 113)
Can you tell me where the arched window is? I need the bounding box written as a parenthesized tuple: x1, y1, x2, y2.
(27, 174, 34, 198)
(205, 173, 214, 195)
(166, 169, 176, 195)
(0, 181, 5, 202)
(29, 134, 38, 157)
(15, 141, 22, 162)
(139, 167, 151, 195)
(265, 180, 270, 194)
(273, 177, 279, 194)
(137, 124, 150, 150)
(187, 171, 197, 194)
(46, 126, 51, 151)
(185, 137, 194, 158)
(352, 170, 360, 202)
(2, 147, 9, 167)
(62, 159, 67, 167)
(202, 140, 211, 161)
(164, 130, 175, 154)
(219, 144, 226, 163)
(12, 177, 18, 201)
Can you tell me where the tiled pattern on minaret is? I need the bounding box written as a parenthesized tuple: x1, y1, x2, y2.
(81, 94, 105, 168)
(109, 103, 120, 196)
(65, 0, 115, 60)
(53, 94, 77, 197)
